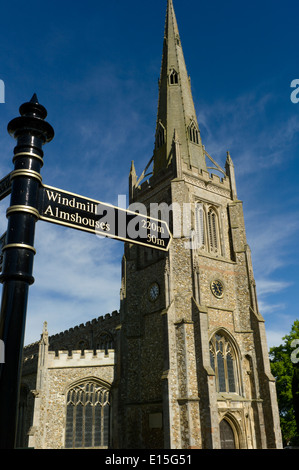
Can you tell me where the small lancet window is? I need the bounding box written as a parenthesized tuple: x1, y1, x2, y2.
(195, 203, 205, 249)
(188, 122, 200, 144)
(169, 69, 179, 85)
(156, 122, 166, 149)
(207, 207, 219, 253)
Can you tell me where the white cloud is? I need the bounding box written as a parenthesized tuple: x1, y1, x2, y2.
(256, 279, 291, 297)
(266, 330, 285, 349)
(258, 297, 287, 316)
(247, 213, 298, 338)
(246, 208, 299, 276)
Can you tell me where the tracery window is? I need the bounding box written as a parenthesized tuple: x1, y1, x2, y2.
(209, 333, 239, 394)
(65, 380, 110, 448)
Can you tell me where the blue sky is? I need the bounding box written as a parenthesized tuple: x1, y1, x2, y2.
(0, 0, 298, 348)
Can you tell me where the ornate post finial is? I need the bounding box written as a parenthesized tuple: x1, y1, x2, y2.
(8, 94, 54, 144)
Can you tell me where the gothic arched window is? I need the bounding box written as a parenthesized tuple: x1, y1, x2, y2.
(194, 203, 222, 255)
(220, 419, 236, 449)
(209, 332, 239, 394)
(65, 379, 110, 449)
(207, 207, 219, 254)
(195, 203, 205, 249)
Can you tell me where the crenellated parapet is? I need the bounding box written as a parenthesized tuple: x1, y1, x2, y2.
(49, 310, 120, 340)
(47, 349, 115, 369)
(22, 310, 120, 364)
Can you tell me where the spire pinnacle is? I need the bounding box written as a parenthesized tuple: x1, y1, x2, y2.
(165, 0, 180, 43)
(129, 160, 137, 201)
(225, 151, 238, 200)
(153, 0, 206, 175)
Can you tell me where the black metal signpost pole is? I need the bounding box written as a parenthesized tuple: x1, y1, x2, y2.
(0, 95, 54, 448)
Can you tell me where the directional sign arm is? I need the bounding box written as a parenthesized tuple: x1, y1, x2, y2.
(37, 184, 172, 251)
(0, 173, 12, 201)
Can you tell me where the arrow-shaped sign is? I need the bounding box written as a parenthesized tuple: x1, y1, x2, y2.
(38, 184, 172, 251)
(0, 173, 11, 201)
(0, 232, 6, 272)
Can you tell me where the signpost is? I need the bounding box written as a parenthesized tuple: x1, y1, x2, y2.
(0, 232, 6, 272)
(0, 95, 172, 448)
(38, 184, 171, 251)
(0, 173, 11, 201)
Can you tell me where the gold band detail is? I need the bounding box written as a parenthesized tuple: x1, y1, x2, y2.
(6, 205, 40, 218)
(10, 169, 42, 183)
(13, 152, 44, 166)
(2, 243, 36, 254)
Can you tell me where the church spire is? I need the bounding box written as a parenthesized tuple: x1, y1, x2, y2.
(153, 0, 207, 175)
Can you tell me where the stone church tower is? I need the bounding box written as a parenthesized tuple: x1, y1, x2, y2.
(115, 0, 282, 449)
(18, 0, 282, 450)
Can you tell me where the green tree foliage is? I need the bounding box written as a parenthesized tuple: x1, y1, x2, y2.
(269, 320, 299, 446)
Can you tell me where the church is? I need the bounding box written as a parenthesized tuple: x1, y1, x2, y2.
(18, 0, 282, 449)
